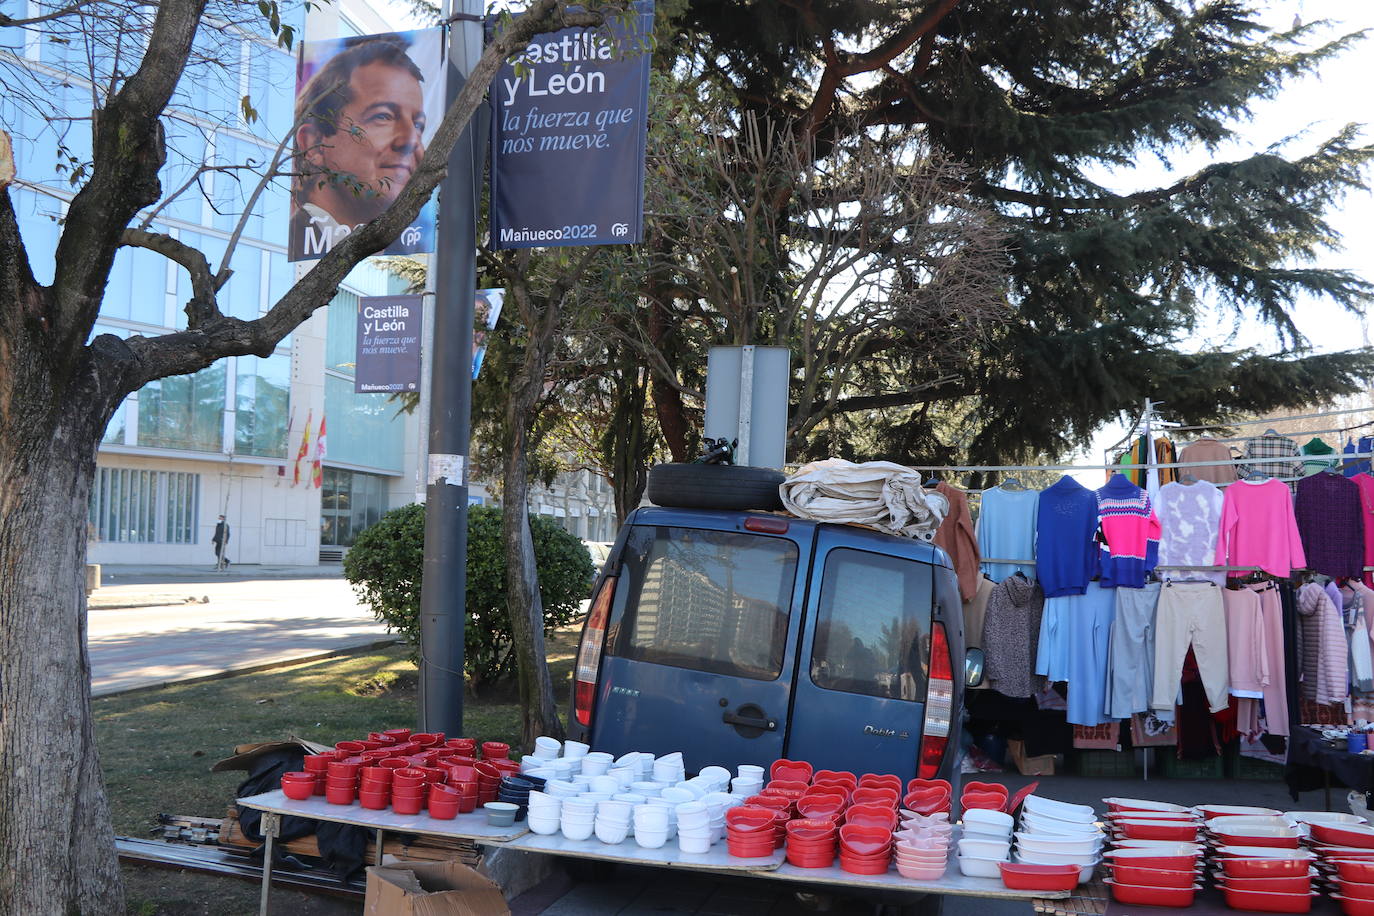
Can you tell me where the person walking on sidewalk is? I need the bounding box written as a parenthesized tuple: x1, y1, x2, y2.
(213, 515, 230, 570)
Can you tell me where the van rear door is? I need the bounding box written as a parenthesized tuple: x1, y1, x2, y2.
(588, 512, 811, 771)
(785, 526, 939, 776)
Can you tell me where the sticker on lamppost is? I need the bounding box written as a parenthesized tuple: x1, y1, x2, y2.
(289, 29, 446, 261)
(472, 288, 504, 380)
(488, 1, 654, 249)
(355, 294, 423, 393)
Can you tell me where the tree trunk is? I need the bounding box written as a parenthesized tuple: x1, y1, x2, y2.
(604, 349, 650, 523)
(500, 445, 564, 748)
(0, 386, 124, 913)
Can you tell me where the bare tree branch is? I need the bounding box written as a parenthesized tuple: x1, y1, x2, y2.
(119, 227, 227, 326)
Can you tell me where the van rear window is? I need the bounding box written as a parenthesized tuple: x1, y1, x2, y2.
(809, 548, 932, 701)
(611, 526, 797, 680)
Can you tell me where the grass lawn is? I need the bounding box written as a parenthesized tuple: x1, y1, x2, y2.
(96, 625, 580, 913)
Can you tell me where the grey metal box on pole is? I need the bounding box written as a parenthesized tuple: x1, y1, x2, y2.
(704, 345, 791, 469)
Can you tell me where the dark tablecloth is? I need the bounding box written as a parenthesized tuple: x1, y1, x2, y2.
(1284, 724, 1374, 800)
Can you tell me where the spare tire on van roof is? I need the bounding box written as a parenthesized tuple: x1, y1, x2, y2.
(646, 463, 786, 511)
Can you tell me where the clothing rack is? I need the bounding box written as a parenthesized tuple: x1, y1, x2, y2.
(915, 450, 1374, 476)
(1193, 419, 1374, 445)
(1166, 405, 1374, 434)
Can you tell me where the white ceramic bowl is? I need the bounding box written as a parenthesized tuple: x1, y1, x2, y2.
(679, 834, 711, 854)
(595, 820, 629, 844)
(738, 764, 765, 778)
(527, 815, 560, 835)
(562, 740, 589, 759)
(957, 855, 1005, 878)
(964, 809, 1015, 832)
(1023, 796, 1096, 822)
(661, 787, 696, 805)
(1014, 832, 1103, 857)
(635, 827, 668, 848)
(562, 819, 595, 841)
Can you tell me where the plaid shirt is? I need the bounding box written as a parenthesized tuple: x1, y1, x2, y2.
(1244, 433, 1303, 478)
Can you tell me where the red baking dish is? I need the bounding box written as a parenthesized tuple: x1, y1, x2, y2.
(1336, 880, 1374, 902)
(1333, 895, 1374, 916)
(1105, 864, 1197, 888)
(1220, 887, 1317, 913)
(1221, 857, 1314, 879)
(1314, 824, 1374, 849)
(1101, 849, 1197, 871)
(1115, 820, 1200, 841)
(997, 862, 1078, 891)
(1334, 861, 1374, 883)
(1104, 879, 1197, 907)
(1216, 873, 1314, 894)
(1211, 830, 1301, 849)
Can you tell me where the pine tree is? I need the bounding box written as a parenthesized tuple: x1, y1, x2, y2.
(673, 0, 1374, 460)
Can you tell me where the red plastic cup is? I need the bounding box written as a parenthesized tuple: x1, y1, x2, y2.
(335, 740, 367, 754)
(392, 793, 424, 815)
(302, 755, 333, 773)
(379, 758, 409, 771)
(446, 738, 477, 753)
(410, 733, 441, 748)
(384, 728, 412, 740)
(325, 784, 357, 805)
(359, 789, 390, 810)
(327, 759, 362, 780)
(481, 741, 510, 759)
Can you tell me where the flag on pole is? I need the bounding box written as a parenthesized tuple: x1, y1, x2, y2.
(293, 409, 313, 486)
(312, 415, 327, 489)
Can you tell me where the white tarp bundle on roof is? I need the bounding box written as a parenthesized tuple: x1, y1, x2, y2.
(779, 458, 949, 541)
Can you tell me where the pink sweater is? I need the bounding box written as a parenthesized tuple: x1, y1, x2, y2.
(1214, 479, 1306, 576)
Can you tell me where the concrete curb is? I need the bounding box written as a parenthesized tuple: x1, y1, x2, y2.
(92, 638, 401, 699)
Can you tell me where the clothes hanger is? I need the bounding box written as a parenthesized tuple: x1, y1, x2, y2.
(1264, 428, 1281, 437)
(999, 477, 1024, 491)
(1180, 472, 1199, 485)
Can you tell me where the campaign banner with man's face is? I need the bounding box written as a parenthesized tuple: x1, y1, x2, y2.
(289, 29, 445, 262)
(488, 1, 654, 249)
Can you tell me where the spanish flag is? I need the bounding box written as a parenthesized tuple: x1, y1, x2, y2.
(293, 409, 312, 487)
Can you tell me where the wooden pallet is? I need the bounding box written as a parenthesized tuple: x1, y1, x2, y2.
(219, 808, 481, 866)
(1033, 878, 1107, 916)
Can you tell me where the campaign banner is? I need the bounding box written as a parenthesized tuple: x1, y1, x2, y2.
(289, 29, 446, 261)
(488, 1, 654, 249)
(472, 288, 505, 380)
(355, 294, 423, 393)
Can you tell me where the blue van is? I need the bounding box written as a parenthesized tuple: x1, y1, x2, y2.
(566, 505, 977, 781)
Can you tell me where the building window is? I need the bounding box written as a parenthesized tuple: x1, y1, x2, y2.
(137, 362, 226, 452)
(235, 352, 290, 458)
(320, 467, 390, 547)
(89, 468, 200, 543)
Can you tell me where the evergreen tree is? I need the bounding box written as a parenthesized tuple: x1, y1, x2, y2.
(673, 0, 1374, 460)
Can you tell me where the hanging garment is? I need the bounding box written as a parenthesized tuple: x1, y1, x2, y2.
(1157, 480, 1224, 585)
(932, 482, 981, 602)
(1296, 582, 1348, 705)
(1280, 582, 1301, 737)
(1064, 582, 1117, 727)
(1035, 476, 1101, 598)
(1213, 478, 1307, 577)
(977, 486, 1040, 582)
(1243, 432, 1303, 479)
(980, 574, 1045, 698)
(1354, 474, 1374, 589)
(1222, 587, 1269, 699)
(1151, 581, 1230, 714)
(1295, 472, 1364, 579)
(1301, 437, 1339, 475)
(1105, 583, 1161, 720)
(1095, 473, 1161, 589)
(1345, 436, 1374, 478)
(1234, 582, 1290, 738)
(1350, 580, 1374, 663)
(1178, 437, 1239, 484)
(1350, 600, 1374, 695)
(962, 575, 995, 654)
(1036, 593, 1072, 684)
(1155, 438, 1178, 487)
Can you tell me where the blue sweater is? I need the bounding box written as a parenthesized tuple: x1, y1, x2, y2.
(1035, 476, 1101, 597)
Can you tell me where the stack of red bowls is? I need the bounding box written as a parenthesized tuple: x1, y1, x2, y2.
(325, 758, 361, 805)
(812, 769, 857, 804)
(839, 822, 893, 875)
(786, 817, 839, 868)
(446, 737, 477, 756)
(391, 767, 430, 815)
(301, 753, 334, 795)
(358, 766, 392, 810)
(904, 778, 952, 816)
(280, 771, 316, 801)
(335, 740, 367, 756)
(474, 761, 504, 805)
(482, 741, 511, 760)
(442, 763, 480, 813)
(796, 788, 846, 823)
(725, 805, 779, 858)
(428, 783, 464, 820)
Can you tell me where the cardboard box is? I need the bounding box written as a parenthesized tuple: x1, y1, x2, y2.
(364, 859, 509, 916)
(1008, 739, 1056, 776)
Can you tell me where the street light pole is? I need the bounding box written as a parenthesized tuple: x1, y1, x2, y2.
(418, 0, 487, 735)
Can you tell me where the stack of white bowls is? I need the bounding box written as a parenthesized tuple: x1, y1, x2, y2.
(526, 790, 561, 835)
(1015, 795, 1105, 882)
(631, 780, 665, 798)
(956, 809, 1014, 877)
(634, 803, 670, 848)
(581, 752, 614, 777)
(700, 792, 738, 842)
(531, 735, 561, 759)
(560, 797, 597, 840)
(698, 766, 732, 791)
(732, 764, 764, 797)
(661, 786, 696, 807)
(653, 752, 685, 784)
(595, 800, 633, 844)
(544, 779, 580, 800)
(675, 801, 714, 854)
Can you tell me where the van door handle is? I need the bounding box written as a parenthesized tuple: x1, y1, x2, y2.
(722, 710, 777, 731)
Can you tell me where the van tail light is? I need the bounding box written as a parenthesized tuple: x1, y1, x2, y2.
(574, 576, 616, 727)
(918, 621, 954, 778)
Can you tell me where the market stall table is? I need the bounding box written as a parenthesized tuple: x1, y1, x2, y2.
(1284, 724, 1374, 808)
(239, 791, 1075, 913)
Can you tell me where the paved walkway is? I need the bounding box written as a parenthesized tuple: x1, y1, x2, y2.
(88, 565, 393, 696)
